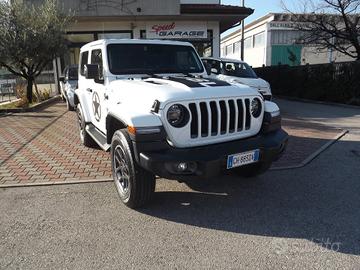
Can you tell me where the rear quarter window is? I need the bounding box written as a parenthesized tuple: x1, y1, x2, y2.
(80, 51, 89, 76)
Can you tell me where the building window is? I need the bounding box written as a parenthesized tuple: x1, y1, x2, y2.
(244, 37, 252, 49)
(271, 30, 303, 45)
(253, 32, 265, 48)
(140, 30, 146, 39)
(226, 44, 233, 55)
(233, 42, 240, 55)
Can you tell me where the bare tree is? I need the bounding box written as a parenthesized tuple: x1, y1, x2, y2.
(281, 0, 360, 60)
(0, 0, 71, 103)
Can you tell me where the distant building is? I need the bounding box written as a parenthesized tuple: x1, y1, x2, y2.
(221, 13, 354, 67)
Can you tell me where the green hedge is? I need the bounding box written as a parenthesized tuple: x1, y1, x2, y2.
(254, 61, 360, 106)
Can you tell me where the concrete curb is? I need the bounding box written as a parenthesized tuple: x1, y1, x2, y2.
(0, 178, 113, 189)
(275, 96, 360, 110)
(271, 129, 349, 171)
(0, 96, 61, 113)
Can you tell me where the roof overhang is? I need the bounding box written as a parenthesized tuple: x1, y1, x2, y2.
(73, 4, 254, 34)
(181, 4, 254, 33)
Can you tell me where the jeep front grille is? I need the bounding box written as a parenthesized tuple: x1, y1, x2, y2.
(188, 99, 252, 139)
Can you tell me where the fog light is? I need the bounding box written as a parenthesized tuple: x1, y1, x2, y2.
(177, 162, 188, 172)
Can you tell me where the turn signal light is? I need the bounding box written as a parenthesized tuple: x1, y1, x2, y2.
(127, 126, 136, 135)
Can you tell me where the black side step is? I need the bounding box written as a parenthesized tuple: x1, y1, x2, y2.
(86, 124, 111, 151)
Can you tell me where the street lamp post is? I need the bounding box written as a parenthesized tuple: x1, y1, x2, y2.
(240, 0, 245, 61)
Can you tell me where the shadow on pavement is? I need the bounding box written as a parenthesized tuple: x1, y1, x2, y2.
(140, 138, 360, 256)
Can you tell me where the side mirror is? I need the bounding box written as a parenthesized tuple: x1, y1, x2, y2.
(204, 63, 211, 76)
(211, 68, 218, 74)
(84, 64, 99, 80)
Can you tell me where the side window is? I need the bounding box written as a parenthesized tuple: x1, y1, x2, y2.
(91, 49, 104, 80)
(80, 51, 89, 76)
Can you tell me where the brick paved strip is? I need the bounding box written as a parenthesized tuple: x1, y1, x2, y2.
(0, 102, 111, 186)
(0, 102, 349, 187)
(271, 117, 347, 169)
(271, 129, 348, 170)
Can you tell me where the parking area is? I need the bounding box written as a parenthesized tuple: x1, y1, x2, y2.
(0, 99, 346, 186)
(0, 99, 359, 269)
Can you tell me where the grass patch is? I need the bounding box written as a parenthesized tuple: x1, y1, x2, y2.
(0, 100, 38, 109)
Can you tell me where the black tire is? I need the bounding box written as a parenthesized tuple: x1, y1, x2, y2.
(232, 161, 272, 178)
(111, 130, 156, 209)
(76, 104, 96, 147)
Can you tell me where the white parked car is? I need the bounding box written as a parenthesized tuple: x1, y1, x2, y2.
(202, 57, 272, 101)
(74, 39, 288, 208)
(59, 65, 78, 111)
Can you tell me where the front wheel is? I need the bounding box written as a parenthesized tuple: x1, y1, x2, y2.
(76, 104, 96, 147)
(111, 130, 156, 209)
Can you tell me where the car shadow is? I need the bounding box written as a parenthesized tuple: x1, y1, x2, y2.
(140, 138, 360, 256)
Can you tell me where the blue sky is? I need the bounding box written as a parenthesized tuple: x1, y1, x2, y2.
(221, 0, 294, 36)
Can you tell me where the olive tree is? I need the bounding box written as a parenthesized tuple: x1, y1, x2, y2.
(0, 0, 71, 103)
(282, 0, 360, 60)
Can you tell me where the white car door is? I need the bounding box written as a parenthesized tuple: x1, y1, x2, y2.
(79, 51, 96, 121)
(89, 48, 107, 134)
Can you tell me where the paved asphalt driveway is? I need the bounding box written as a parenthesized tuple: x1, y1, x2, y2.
(0, 100, 359, 269)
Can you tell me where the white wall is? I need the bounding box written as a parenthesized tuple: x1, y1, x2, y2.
(221, 23, 268, 67)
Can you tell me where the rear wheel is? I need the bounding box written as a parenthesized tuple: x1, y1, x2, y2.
(76, 104, 96, 147)
(111, 130, 156, 209)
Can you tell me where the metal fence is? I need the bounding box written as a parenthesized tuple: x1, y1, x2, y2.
(0, 77, 18, 103)
(254, 61, 360, 106)
(0, 71, 57, 104)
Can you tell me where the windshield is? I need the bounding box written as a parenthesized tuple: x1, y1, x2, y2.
(107, 44, 204, 75)
(221, 61, 257, 79)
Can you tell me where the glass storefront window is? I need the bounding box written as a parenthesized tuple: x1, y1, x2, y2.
(98, 32, 132, 39)
(65, 33, 94, 44)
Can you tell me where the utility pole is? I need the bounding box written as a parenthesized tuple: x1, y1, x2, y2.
(240, 0, 245, 61)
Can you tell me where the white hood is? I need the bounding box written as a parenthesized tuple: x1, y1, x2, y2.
(108, 76, 261, 111)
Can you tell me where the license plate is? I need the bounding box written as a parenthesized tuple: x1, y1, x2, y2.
(227, 150, 260, 169)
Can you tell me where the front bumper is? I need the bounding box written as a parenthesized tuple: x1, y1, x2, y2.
(132, 129, 288, 181)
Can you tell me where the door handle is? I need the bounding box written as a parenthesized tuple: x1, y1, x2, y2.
(86, 88, 93, 93)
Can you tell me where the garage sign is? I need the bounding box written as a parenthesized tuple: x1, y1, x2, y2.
(146, 21, 207, 39)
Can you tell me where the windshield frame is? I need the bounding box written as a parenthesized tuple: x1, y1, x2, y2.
(68, 67, 79, 81)
(106, 43, 205, 75)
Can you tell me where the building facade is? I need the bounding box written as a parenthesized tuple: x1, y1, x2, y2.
(56, 0, 253, 71)
(221, 13, 354, 68)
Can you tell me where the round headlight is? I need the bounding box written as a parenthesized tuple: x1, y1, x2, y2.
(251, 98, 262, 118)
(167, 104, 189, 128)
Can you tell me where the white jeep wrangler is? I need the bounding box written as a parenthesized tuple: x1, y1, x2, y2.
(74, 39, 288, 208)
